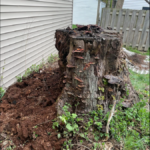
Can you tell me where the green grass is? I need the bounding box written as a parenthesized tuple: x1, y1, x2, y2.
(129, 69, 149, 100)
(72, 24, 77, 29)
(125, 46, 150, 56)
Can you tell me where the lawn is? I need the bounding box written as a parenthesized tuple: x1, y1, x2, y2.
(127, 47, 149, 101)
(126, 46, 150, 56)
(129, 69, 149, 100)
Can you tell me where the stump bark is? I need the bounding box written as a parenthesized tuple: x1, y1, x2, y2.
(55, 25, 139, 116)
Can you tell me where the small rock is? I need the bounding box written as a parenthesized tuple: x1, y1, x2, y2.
(3, 140, 8, 146)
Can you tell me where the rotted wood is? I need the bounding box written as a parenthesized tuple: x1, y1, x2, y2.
(55, 25, 139, 116)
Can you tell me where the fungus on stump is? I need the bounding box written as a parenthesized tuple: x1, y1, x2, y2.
(55, 25, 139, 116)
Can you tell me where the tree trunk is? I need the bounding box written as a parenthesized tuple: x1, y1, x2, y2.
(96, 0, 101, 25)
(115, 0, 124, 9)
(55, 25, 139, 116)
(107, 0, 111, 8)
(145, 0, 150, 4)
(112, 0, 117, 8)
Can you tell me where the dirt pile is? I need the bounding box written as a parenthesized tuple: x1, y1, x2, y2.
(0, 65, 65, 150)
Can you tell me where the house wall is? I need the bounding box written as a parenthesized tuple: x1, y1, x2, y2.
(0, 0, 73, 88)
(73, 0, 106, 25)
(123, 0, 149, 10)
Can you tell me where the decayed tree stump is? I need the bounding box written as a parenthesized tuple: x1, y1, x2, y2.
(55, 25, 139, 116)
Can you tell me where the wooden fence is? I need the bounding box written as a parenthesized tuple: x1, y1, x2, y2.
(100, 8, 149, 51)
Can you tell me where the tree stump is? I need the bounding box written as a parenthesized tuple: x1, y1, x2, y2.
(55, 25, 139, 116)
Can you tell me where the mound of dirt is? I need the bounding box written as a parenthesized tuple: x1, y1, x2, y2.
(0, 65, 65, 150)
(123, 48, 149, 74)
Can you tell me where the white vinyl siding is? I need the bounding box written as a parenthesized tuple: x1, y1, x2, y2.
(0, 0, 73, 88)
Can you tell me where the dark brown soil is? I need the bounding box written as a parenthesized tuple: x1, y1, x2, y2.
(0, 65, 65, 150)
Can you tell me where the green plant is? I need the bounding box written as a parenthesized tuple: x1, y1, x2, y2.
(33, 125, 38, 129)
(123, 130, 147, 150)
(0, 87, 5, 100)
(110, 100, 150, 149)
(53, 97, 150, 149)
(33, 131, 38, 138)
(6, 145, 16, 150)
(16, 62, 44, 82)
(93, 143, 101, 150)
(103, 79, 108, 85)
(47, 54, 58, 63)
(98, 87, 104, 92)
(30, 64, 41, 73)
(53, 103, 105, 149)
(98, 96, 105, 101)
(72, 24, 77, 29)
(53, 104, 80, 135)
(16, 75, 22, 82)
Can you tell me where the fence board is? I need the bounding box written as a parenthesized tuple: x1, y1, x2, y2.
(126, 10, 136, 47)
(110, 9, 116, 29)
(138, 11, 149, 50)
(116, 9, 123, 32)
(104, 8, 110, 29)
(123, 9, 130, 43)
(132, 10, 144, 48)
(101, 8, 106, 28)
(145, 32, 149, 51)
(100, 8, 149, 51)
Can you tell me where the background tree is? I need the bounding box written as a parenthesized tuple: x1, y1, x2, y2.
(145, 0, 150, 4)
(115, 0, 124, 9)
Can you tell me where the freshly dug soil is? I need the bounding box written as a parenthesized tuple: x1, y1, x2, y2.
(0, 64, 65, 150)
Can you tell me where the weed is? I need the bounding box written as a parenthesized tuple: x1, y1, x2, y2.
(72, 24, 77, 29)
(98, 87, 104, 92)
(16, 75, 22, 82)
(6, 145, 16, 150)
(53, 104, 105, 149)
(16, 62, 44, 82)
(47, 132, 51, 136)
(53, 99, 150, 149)
(33, 131, 38, 139)
(103, 79, 108, 85)
(33, 125, 38, 129)
(0, 87, 5, 100)
(110, 100, 150, 149)
(15, 54, 58, 82)
(98, 96, 105, 101)
(47, 54, 58, 63)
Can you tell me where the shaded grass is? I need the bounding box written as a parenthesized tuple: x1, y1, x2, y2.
(125, 46, 150, 56)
